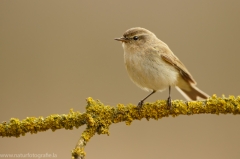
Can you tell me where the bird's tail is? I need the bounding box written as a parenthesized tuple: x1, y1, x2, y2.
(176, 77, 209, 101)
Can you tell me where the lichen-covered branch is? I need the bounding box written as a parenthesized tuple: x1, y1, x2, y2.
(1, 95, 240, 159)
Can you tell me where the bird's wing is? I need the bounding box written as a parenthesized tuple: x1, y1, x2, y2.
(159, 45, 196, 84)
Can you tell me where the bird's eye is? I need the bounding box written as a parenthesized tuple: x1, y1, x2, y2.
(133, 36, 138, 40)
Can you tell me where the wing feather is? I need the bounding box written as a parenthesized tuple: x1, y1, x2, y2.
(158, 45, 196, 84)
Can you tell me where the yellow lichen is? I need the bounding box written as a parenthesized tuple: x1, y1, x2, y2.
(1, 95, 240, 159)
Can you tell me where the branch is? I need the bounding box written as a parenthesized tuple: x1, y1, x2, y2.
(0, 95, 240, 159)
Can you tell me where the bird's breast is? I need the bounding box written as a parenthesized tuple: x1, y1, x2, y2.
(123, 49, 179, 91)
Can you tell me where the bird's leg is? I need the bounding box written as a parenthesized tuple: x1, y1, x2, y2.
(167, 86, 172, 109)
(138, 90, 156, 108)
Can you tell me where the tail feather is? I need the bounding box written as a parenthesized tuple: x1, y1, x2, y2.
(176, 77, 209, 101)
(176, 85, 209, 101)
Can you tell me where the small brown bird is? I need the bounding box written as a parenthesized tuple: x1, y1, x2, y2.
(115, 27, 209, 107)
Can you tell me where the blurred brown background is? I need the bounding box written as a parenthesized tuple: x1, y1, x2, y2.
(1, 0, 240, 159)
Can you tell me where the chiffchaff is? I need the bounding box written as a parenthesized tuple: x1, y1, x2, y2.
(115, 27, 209, 107)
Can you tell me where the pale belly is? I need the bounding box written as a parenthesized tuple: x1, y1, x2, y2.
(124, 51, 179, 92)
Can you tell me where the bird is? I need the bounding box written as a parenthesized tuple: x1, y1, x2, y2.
(114, 27, 209, 108)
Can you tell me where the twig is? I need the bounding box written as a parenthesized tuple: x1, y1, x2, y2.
(1, 95, 240, 158)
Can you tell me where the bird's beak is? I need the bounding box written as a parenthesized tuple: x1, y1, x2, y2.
(114, 37, 127, 42)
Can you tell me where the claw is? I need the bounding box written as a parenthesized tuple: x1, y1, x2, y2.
(137, 100, 144, 108)
(167, 96, 172, 109)
(137, 100, 144, 114)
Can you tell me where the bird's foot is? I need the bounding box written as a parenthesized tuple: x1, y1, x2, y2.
(137, 100, 144, 108)
(137, 100, 144, 114)
(167, 97, 172, 109)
